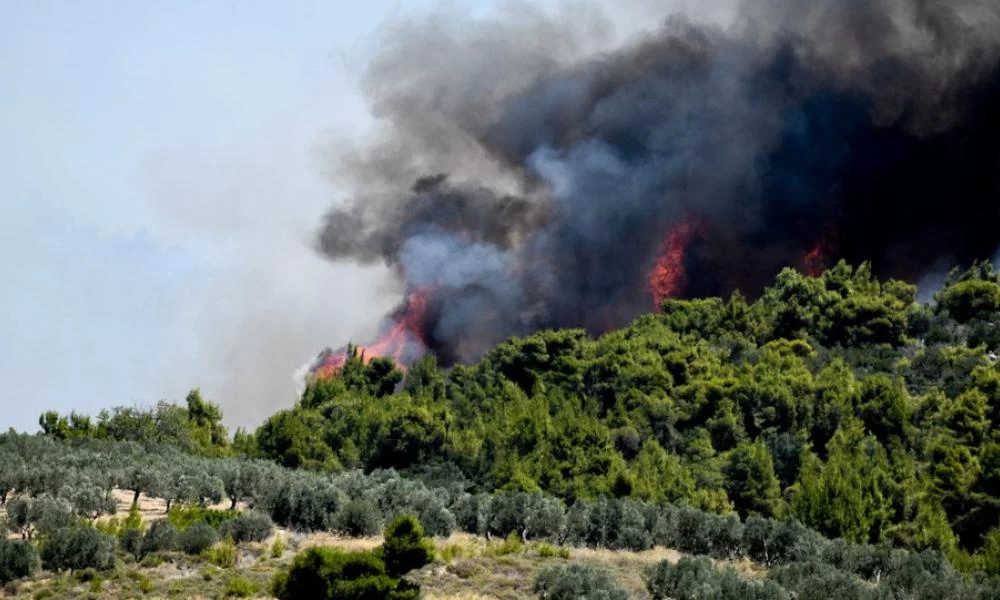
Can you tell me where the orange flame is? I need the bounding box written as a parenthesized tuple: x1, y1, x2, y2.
(311, 290, 430, 380)
(803, 228, 837, 277)
(648, 216, 704, 309)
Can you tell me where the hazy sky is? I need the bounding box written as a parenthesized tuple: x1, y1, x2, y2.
(0, 1, 737, 432)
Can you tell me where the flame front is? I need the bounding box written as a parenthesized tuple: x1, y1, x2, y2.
(803, 227, 837, 277)
(310, 289, 430, 380)
(648, 216, 703, 309)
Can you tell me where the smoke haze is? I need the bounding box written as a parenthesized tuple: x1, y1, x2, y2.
(314, 0, 1000, 365)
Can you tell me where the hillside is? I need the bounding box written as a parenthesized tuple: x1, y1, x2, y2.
(253, 262, 1000, 561)
(8, 261, 1000, 598)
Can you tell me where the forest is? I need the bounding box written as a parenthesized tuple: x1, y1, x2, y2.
(11, 261, 1000, 598)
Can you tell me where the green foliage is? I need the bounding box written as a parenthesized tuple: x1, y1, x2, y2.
(335, 499, 382, 537)
(219, 510, 274, 544)
(484, 532, 525, 558)
(380, 514, 434, 578)
(38, 391, 231, 456)
(0, 541, 40, 583)
(15, 260, 1000, 586)
(6, 496, 76, 541)
(270, 537, 286, 559)
(140, 520, 178, 557)
(205, 539, 237, 568)
(40, 526, 116, 572)
(724, 439, 782, 518)
(177, 522, 219, 555)
(937, 279, 1000, 323)
(223, 576, 257, 598)
(271, 547, 419, 600)
(792, 421, 894, 543)
(534, 563, 629, 600)
(168, 505, 238, 531)
(647, 556, 791, 600)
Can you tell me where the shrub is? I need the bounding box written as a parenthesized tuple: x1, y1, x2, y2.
(418, 500, 456, 538)
(121, 527, 143, 559)
(137, 575, 154, 594)
(380, 515, 434, 578)
(452, 493, 489, 536)
(206, 539, 238, 568)
(168, 505, 238, 531)
(6, 496, 75, 541)
(0, 540, 41, 583)
(270, 537, 286, 559)
(223, 576, 257, 598)
(262, 478, 343, 532)
(140, 520, 178, 556)
(177, 523, 219, 555)
(40, 527, 116, 572)
(335, 499, 382, 537)
(767, 562, 865, 600)
(439, 540, 477, 562)
(534, 564, 629, 600)
(646, 556, 791, 600)
(485, 532, 525, 557)
(220, 510, 274, 544)
(535, 543, 559, 558)
(271, 547, 418, 600)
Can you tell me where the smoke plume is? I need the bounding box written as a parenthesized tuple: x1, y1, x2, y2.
(316, 0, 1000, 365)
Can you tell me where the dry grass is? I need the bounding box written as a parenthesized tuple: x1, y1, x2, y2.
(294, 532, 383, 553)
(1, 500, 768, 600)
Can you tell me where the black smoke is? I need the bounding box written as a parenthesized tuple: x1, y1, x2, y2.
(317, 0, 1000, 364)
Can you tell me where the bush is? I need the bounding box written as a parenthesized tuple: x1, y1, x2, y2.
(335, 499, 382, 537)
(534, 564, 629, 600)
(41, 526, 116, 572)
(205, 540, 237, 568)
(0, 540, 40, 583)
(418, 501, 456, 538)
(646, 556, 791, 600)
(380, 515, 434, 578)
(140, 520, 178, 556)
(223, 576, 257, 598)
(270, 537, 286, 559)
(485, 532, 525, 557)
(767, 562, 865, 600)
(220, 510, 274, 544)
(168, 505, 238, 531)
(177, 523, 218, 555)
(271, 547, 418, 600)
(121, 527, 144, 559)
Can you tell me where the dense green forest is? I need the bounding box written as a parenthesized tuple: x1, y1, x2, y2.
(21, 261, 1000, 597)
(248, 262, 1000, 560)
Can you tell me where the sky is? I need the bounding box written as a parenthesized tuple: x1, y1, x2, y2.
(0, 0, 737, 433)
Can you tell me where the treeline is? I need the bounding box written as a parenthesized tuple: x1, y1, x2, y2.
(537, 550, 1000, 600)
(239, 262, 1000, 565)
(37, 388, 233, 457)
(5, 430, 1000, 598)
(36, 262, 1000, 571)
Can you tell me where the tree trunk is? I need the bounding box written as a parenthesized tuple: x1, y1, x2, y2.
(132, 489, 141, 507)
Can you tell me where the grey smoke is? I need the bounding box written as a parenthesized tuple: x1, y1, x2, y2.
(316, 0, 1000, 364)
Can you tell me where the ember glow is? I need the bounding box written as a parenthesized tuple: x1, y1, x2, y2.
(803, 229, 838, 278)
(309, 1, 1000, 371)
(310, 289, 430, 379)
(648, 217, 704, 309)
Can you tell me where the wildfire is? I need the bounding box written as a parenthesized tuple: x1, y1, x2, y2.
(803, 228, 837, 277)
(310, 289, 430, 380)
(648, 216, 704, 309)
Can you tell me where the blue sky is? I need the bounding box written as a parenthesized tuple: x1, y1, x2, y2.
(1, 1, 464, 431)
(0, 1, 734, 432)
